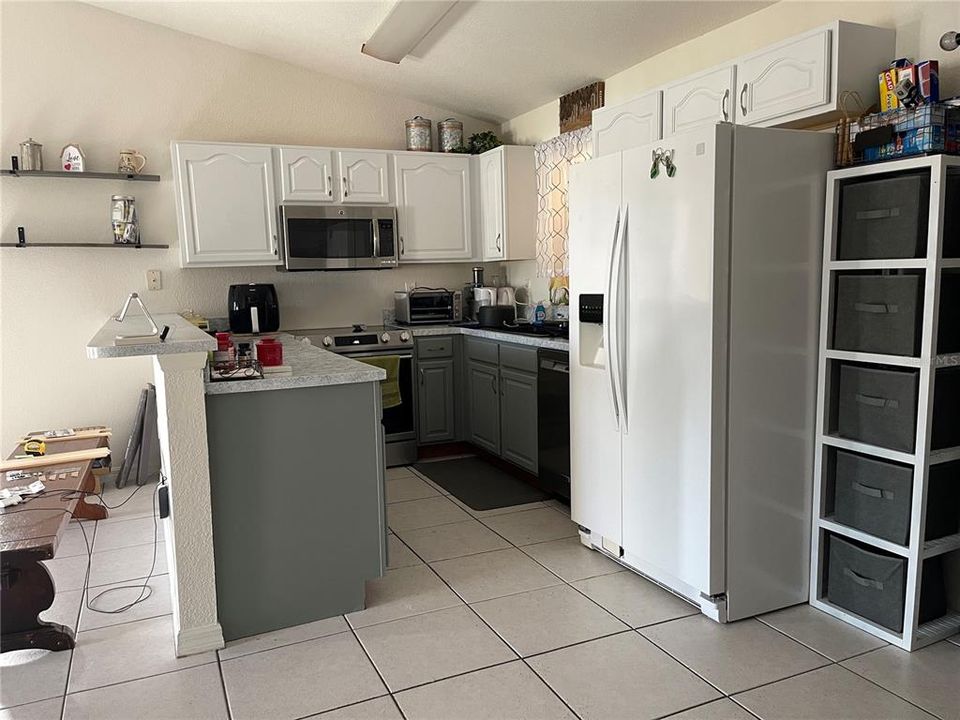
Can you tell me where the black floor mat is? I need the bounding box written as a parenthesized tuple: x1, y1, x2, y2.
(413, 457, 548, 511)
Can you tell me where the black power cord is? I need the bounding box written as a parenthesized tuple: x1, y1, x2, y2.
(2, 481, 162, 616)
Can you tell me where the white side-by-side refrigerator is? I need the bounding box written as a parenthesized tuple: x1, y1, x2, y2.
(569, 123, 834, 621)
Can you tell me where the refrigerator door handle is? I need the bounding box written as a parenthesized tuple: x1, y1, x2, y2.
(612, 204, 628, 433)
(605, 206, 622, 429)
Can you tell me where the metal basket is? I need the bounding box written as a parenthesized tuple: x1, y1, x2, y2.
(850, 103, 960, 164)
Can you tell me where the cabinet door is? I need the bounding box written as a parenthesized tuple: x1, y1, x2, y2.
(737, 30, 831, 127)
(417, 358, 456, 444)
(338, 151, 390, 204)
(466, 360, 500, 455)
(499, 367, 538, 474)
(592, 92, 663, 156)
(663, 65, 736, 137)
(479, 149, 505, 260)
(277, 146, 334, 202)
(174, 142, 280, 267)
(395, 154, 473, 261)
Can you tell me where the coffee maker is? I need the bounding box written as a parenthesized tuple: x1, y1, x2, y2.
(464, 266, 496, 322)
(228, 284, 280, 334)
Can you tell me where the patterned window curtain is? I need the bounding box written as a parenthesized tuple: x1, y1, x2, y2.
(534, 126, 593, 278)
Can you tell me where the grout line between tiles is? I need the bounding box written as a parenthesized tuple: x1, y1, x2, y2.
(835, 659, 946, 720)
(215, 653, 233, 720)
(62, 659, 221, 699)
(726, 694, 765, 720)
(219, 628, 356, 663)
(78, 608, 172, 635)
(751, 616, 841, 665)
(289, 693, 395, 720)
(346, 618, 402, 712)
(386, 525, 583, 719)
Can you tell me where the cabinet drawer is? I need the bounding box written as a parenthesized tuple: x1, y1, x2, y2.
(416, 336, 454, 359)
(465, 337, 499, 365)
(833, 275, 922, 357)
(499, 343, 538, 373)
(836, 364, 918, 453)
(838, 173, 929, 260)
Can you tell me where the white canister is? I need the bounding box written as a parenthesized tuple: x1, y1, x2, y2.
(405, 116, 432, 151)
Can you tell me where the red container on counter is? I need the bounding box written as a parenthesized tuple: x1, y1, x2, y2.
(256, 337, 283, 366)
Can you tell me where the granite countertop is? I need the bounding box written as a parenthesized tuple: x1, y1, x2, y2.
(87, 313, 217, 359)
(402, 324, 569, 352)
(204, 333, 385, 396)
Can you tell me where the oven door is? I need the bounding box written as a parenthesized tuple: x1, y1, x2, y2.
(282, 205, 398, 270)
(346, 350, 416, 442)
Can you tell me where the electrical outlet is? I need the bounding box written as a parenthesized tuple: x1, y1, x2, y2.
(146, 270, 162, 291)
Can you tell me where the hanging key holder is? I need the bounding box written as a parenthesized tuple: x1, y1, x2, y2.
(650, 148, 678, 179)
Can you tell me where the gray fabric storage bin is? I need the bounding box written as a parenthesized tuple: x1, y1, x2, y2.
(837, 364, 918, 452)
(834, 274, 922, 356)
(827, 536, 906, 632)
(838, 173, 929, 260)
(834, 451, 913, 545)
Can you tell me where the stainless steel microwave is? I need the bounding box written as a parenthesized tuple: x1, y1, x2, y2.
(281, 205, 398, 271)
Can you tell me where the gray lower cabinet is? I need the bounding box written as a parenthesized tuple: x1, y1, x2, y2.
(499, 367, 538, 473)
(466, 359, 501, 455)
(417, 358, 456, 443)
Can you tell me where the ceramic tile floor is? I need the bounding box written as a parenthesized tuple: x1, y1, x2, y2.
(3, 467, 958, 720)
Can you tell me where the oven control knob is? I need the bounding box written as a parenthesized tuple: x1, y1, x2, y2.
(380, 332, 391, 343)
(321, 336, 333, 347)
(399, 331, 410, 342)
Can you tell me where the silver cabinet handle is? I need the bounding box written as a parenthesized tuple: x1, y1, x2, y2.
(342, 177, 348, 197)
(739, 84, 748, 116)
(491, 375, 497, 395)
(272, 234, 278, 255)
(419, 368, 424, 385)
(400, 236, 405, 256)
(327, 176, 333, 197)
(495, 232, 502, 253)
(721, 89, 730, 122)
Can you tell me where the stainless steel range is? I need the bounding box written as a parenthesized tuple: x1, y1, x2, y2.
(299, 324, 415, 467)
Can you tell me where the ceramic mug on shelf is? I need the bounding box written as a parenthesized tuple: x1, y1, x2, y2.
(118, 149, 146, 174)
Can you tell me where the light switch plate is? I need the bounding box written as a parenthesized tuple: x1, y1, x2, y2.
(146, 269, 162, 291)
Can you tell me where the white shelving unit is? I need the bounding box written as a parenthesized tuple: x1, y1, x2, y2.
(810, 154, 960, 651)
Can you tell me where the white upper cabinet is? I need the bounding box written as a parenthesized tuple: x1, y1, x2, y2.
(277, 146, 334, 202)
(663, 65, 737, 137)
(477, 146, 537, 262)
(737, 30, 831, 127)
(737, 22, 894, 128)
(479, 149, 504, 260)
(337, 150, 390, 204)
(173, 142, 280, 268)
(592, 92, 663, 156)
(395, 154, 473, 262)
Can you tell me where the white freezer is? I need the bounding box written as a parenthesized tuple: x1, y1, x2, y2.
(569, 123, 834, 620)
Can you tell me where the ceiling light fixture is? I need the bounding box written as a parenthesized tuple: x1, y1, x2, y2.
(941, 31, 959, 52)
(361, 0, 458, 64)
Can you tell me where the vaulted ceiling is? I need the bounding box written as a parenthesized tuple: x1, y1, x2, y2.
(90, 1, 773, 123)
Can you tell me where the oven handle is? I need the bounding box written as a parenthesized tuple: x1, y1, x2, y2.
(372, 218, 381, 259)
(341, 350, 413, 359)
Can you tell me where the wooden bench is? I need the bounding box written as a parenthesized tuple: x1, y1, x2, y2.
(0, 437, 109, 652)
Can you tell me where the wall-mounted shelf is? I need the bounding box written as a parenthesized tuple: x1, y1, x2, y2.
(1, 242, 168, 249)
(3, 169, 160, 182)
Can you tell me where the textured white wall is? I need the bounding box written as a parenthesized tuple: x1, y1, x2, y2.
(0, 1, 496, 452)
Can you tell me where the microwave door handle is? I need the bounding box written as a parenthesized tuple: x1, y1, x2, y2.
(372, 219, 381, 259)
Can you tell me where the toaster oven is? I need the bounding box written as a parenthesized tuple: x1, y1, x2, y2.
(394, 288, 462, 325)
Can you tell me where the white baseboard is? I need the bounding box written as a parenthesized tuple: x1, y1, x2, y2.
(176, 622, 225, 657)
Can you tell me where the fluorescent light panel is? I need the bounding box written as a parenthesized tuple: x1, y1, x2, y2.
(361, 0, 459, 64)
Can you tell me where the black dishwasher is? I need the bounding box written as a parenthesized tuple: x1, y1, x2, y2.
(538, 349, 570, 499)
